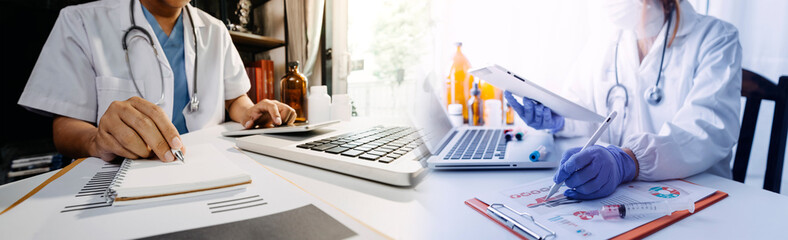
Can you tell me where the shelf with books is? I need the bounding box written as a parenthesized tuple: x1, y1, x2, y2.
(230, 31, 286, 53)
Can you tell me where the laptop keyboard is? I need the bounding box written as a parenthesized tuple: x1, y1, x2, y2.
(296, 126, 422, 164)
(443, 129, 507, 160)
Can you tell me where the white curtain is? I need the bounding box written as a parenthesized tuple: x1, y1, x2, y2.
(285, 0, 325, 79)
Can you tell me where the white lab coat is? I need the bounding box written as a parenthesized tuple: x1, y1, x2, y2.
(18, 0, 250, 131)
(558, 1, 742, 181)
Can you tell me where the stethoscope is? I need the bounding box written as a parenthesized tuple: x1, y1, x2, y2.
(606, 10, 672, 144)
(123, 0, 200, 112)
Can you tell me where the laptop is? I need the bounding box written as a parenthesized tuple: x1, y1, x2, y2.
(234, 75, 560, 186)
(412, 79, 559, 170)
(235, 120, 429, 187)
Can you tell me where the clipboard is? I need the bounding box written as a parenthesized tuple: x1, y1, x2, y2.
(465, 186, 728, 240)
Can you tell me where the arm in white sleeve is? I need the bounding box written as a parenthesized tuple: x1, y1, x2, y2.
(221, 27, 251, 101)
(18, 7, 97, 122)
(626, 26, 742, 181)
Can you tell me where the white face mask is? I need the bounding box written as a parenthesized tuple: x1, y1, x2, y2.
(600, 0, 666, 38)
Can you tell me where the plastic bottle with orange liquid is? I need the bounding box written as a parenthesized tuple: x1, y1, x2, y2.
(446, 42, 473, 123)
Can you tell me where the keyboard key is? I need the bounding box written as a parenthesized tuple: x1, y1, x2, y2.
(311, 144, 337, 151)
(359, 154, 380, 160)
(378, 145, 398, 151)
(296, 144, 313, 149)
(378, 157, 395, 163)
(325, 146, 349, 154)
(367, 150, 388, 156)
(394, 150, 408, 155)
(341, 149, 365, 157)
(374, 147, 394, 153)
(341, 143, 360, 148)
(354, 146, 373, 152)
(387, 153, 402, 158)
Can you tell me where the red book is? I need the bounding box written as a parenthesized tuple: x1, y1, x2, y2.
(253, 60, 265, 103)
(245, 66, 256, 102)
(266, 60, 275, 100)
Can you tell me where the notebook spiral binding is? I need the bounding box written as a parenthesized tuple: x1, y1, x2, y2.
(103, 159, 133, 204)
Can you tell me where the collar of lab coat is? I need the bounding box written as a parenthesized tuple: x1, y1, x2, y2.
(673, 0, 699, 38)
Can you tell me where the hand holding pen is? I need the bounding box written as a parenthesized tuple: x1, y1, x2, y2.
(543, 111, 638, 200)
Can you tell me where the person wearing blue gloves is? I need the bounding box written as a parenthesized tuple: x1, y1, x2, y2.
(505, 0, 741, 200)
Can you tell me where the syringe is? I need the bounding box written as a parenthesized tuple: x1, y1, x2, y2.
(582, 200, 695, 220)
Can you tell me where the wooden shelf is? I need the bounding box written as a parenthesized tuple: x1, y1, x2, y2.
(229, 31, 285, 53)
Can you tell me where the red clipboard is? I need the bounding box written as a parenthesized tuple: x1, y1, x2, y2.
(465, 183, 728, 240)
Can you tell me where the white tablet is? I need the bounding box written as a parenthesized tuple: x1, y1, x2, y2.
(470, 64, 604, 123)
(222, 120, 341, 137)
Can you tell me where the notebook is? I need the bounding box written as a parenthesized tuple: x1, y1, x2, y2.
(103, 144, 252, 206)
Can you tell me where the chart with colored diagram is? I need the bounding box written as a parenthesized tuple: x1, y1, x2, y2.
(474, 178, 717, 239)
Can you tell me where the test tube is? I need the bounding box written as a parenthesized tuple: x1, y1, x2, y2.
(596, 200, 695, 220)
(529, 145, 548, 162)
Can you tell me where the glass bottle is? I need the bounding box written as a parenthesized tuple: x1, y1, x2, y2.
(505, 101, 515, 125)
(468, 82, 483, 126)
(447, 42, 473, 123)
(280, 61, 308, 122)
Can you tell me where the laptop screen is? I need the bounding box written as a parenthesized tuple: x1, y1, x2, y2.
(409, 77, 455, 155)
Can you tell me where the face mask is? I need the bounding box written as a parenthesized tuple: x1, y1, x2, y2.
(600, 0, 665, 38)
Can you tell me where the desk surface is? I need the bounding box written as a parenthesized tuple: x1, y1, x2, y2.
(2, 122, 787, 239)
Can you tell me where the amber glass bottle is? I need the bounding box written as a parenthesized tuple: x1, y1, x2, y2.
(280, 61, 308, 122)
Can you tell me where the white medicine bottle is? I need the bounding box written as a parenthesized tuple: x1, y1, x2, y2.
(331, 94, 352, 121)
(308, 86, 331, 123)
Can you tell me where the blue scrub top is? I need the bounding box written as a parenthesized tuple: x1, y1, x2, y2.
(142, 5, 190, 134)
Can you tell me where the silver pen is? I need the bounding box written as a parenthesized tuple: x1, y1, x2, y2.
(171, 149, 185, 163)
(543, 111, 617, 201)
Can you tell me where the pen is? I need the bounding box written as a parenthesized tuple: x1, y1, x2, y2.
(171, 149, 185, 163)
(543, 111, 617, 201)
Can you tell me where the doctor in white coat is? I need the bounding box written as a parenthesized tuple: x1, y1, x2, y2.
(505, 0, 741, 199)
(18, 0, 296, 162)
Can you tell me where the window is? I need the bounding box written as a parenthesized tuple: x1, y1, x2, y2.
(344, 0, 433, 118)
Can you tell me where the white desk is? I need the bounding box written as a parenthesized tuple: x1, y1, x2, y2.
(2, 123, 787, 239)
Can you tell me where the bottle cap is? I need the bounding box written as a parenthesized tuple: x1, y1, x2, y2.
(310, 85, 327, 95)
(471, 82, 481, 95)
(287, 61, 300, 67)
(447, 104, 463, 115)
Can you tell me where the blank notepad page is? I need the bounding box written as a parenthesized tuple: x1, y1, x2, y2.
(112, 144, 252, 201)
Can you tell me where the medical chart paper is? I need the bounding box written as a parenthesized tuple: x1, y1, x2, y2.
(474, 178, 717, 239)
(0, 140, 383, 239)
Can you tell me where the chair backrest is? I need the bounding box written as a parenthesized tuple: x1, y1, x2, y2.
(733, 69, 788, 193)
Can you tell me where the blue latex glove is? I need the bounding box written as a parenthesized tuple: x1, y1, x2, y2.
(504, 91, 564, 132)
(553, 145, 637, 200)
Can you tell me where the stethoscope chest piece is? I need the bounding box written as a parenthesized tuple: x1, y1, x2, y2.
(189, 96, 200, 112)
(644, 85, 663, 105)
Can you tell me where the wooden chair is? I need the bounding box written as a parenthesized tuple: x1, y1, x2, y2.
(732, 69, 788, 193)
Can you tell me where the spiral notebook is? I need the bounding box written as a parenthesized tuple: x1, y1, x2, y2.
(103, 144, 252, 206)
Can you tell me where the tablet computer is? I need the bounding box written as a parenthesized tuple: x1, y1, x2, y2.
(470, 64, 604, 123)
(222, 120, 341, 137)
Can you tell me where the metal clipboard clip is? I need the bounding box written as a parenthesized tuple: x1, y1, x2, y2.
(487, 203, 556, 240)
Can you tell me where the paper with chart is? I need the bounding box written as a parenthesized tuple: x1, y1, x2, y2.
(475, 178, 717, 239)
(0, 141, 382, 239)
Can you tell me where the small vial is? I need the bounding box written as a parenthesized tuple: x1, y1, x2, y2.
(515, 132, 524, 141)
(529, 145, 548, 162)
(504, 132, 514, 141)
(597, 200, 695, 220)
(467, 82, 484, 126)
